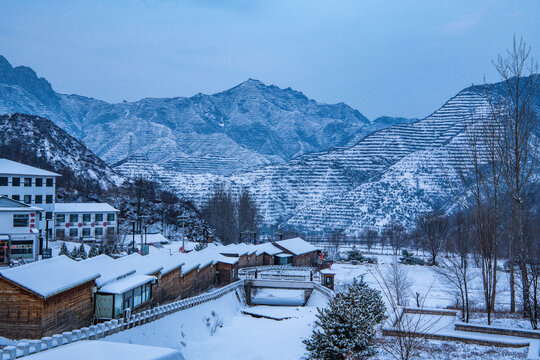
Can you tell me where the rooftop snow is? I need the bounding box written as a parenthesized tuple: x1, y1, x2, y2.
(116, 253, 165, 276)
(55, 202, 119, 213)
(0, 256, 99, 299)
(254, 242, 282, 256)
(79, 254, 135, 288)
(220, 243, 256, 256)
(0, 158, 60, 177)
(22, 340, 185, 360)
(274, 237, 319, 255)
(99, 274, 156, 294)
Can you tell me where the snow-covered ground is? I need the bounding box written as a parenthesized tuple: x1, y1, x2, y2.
(104, 290, 328, 360)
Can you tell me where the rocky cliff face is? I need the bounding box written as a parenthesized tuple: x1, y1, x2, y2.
(0, 56, 409, 175)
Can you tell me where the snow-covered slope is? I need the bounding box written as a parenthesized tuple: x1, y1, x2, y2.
(0, 113, 124, 189)
(122, 77, 539, 234)
(0, 55, 410, 175)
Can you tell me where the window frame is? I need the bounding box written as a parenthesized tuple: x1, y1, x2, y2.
(13, 214, 29, 227)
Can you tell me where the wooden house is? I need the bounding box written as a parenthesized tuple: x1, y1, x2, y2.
(0, 256, 99, 339)
(273, 237, 320, 267)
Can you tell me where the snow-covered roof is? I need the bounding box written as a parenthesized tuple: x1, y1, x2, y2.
(98, 274, 156, 294)
(220, 243, 257, 256)
(0, 158, 60, 177)
(22, 340, 185, 360)
(275, 253, 292, 258)
(55, 202, 119, 213)
(116, 253, 164, 276)
(274, 237, 320, 255)
(143, 233, 170, 244)
(0, 196, 43, 212)
(146, 253, 185, 275)
(79, 254, 135, 288)
(0, 256, 99, 299)
(320, 269, 336, 275)
(255, 242, 282, 256)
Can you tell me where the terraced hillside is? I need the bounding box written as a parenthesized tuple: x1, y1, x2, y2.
(116, 77, 539, 234)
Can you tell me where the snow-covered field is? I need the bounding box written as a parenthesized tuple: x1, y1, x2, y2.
(104, 291, 328, 360)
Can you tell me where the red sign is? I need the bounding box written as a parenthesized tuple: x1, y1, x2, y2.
(30, 218, 35, 223)
(78, 223, 82, 227)
(30, 213, 35, 217)
(30, 224, 34, 228)
(103, 222, 107, 227)
(91, 222, 95, 227)
(65, 223, 70, 228)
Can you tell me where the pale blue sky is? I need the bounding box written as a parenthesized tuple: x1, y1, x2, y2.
(1, 1, 539, 119)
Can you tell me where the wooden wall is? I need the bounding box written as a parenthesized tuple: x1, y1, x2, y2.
(237, 254, 249, 268)
(156, 267, 182, 304)
(180, 268, 197, 298)
(41, 281, 95, 337)
(0, 278, 43, 340)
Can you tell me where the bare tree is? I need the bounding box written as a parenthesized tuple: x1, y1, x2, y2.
(382, 220, 407, 256)
(237, 188, 259, 241)
(327, 228, 347, 262)
(490, 36, 538, 320)
(434, 210, 473, 322)
(361, 227, 378, 253)
(417, 210, 449, 265)
(202, 184, 237, 244)
(371, 263, 439, 360)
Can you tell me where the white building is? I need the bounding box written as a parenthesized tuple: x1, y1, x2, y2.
(0, 158, 60, 239)
(54, 203, 120, 241)
(0, 196, 43, 264)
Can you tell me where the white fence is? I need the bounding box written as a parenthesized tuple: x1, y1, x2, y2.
(1, 280, 245, 360)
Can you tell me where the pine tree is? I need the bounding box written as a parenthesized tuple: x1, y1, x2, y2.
(88, 245, 99, 258)
(78, 244, 88, 260)
(304, 279, 385, 360)
(58, 242, 69, 257)
(69, 246, 79, 259)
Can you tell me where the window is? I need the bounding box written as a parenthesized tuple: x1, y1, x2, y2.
(23, 195, 31, 204)
(69, 228, 78, 237)
(95, 294, 114, 319)
(95, 213, 103, 222)
(83, 214, 91, 223)
(45, 195, 53, 204)
(69, 214, 78, 223)
(95, 227, 103, 236)
(12, 177, 20, 187)
(45, 211, 52, 220)
(133, 286, 142, 306)
(9, 240, 33, 259)
(0, 177, 7, 186)
(56, 229, 65, 238)
(82, 228, 90, 237)
(325, 276, 333, 286)
(35, 195, 42, 204)
(107, 213, 115, 222)
(13, 214, 29, 227)
(106, 227, 115, 235)
(12, 195, 20, 201)
(46, 178, 53, 187)
(56, 214, 65, 225)
(23, 178, 32, 187)
(35, 178, 43, 187)
(123, 289, 133, 310)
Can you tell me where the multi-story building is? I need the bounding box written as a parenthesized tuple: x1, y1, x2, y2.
(54, 203, 120, 241)
(0, 159, 59, 239)
(0, 196, 43, 264)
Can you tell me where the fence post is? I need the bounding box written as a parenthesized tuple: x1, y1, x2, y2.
(30, 340, 42, 353)
(2, 346, 16, 359)
(52, 334, 64, 347)
(16, 342, 30, 356)
(41, 337, 53, 350)
(72, 329, 82, 341)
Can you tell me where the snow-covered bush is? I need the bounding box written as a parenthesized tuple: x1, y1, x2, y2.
(205, 311, 223, 336)
(58, 242, 69, 257)
(78, 244, 88, 259)
(304, 279, 385, 360)
(69, 246, 79, 260)
(347, 247, 377, 265)
(194, 242, 206, 251)
(399, 250, 425, 266)
(88, 245, 99, 258)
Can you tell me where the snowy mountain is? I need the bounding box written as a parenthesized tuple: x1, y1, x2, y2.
(0, 113, 124, 189)
(0, 55, 410, 175)
(118, 77, 539, 234)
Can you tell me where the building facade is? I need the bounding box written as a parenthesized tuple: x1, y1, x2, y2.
(54, 203, 119, 241)
(0, 159, 59, 239)
(0, 196, 43, 264)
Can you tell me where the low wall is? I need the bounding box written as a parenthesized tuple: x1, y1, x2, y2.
(455, 322, 540, 340)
